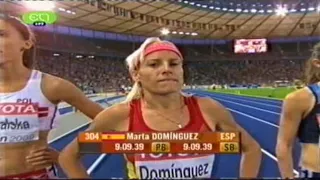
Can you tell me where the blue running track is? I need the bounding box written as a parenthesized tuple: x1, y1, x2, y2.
(50, 90, 301, 178)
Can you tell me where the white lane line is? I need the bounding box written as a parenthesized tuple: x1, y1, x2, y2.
(47, 96, 124, 177)
(200, 90, 283, 104)
(220, 95, 282, 104)
(49, 96, 125, 144)
(214, 97, 280, 115)
(199, 92, 298, 176)
(49, 121, 91, 144)
(87, 154, 106, 174)
(225, 107, 298, 176)
(228, 108, 279, 128)
(211, 95, 281, 108)
(204, 91, 282, 104)
(261, 149, 299, 176)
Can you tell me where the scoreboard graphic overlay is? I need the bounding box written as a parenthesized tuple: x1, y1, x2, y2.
(78, 132, 240, 154)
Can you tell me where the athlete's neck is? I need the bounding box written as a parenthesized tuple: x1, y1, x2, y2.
(142, 91, 183, 110)
(0, 61, 30, 84)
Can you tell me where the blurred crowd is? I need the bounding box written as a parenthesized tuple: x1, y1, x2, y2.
(35, 52, 130, 94)
(33, 31, 315, 93)
(185, 59, 304, 86)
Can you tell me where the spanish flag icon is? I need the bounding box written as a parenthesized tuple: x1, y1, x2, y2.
(102, 133, 126, 140)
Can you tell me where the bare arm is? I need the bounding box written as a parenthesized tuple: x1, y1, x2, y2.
(58, 103, 129, 178)
(276, 90, 310, 178)
(199, 98, 262, 178)
(27, 74, 104, 168)
(45, 75, 104, 119)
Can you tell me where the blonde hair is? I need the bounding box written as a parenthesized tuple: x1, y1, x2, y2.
(304, 42, 320, 85)
(123, 37, 162, 103)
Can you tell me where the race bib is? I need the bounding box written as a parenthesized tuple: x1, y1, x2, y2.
(134, 153, 215, 179)
(0, 103, 40, 143)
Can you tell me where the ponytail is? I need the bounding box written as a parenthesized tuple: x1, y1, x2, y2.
(124, 82, 141, 103)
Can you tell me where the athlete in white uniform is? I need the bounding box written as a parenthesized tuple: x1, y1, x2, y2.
(1, 70, 59, 178)
(0, 14, 103, 178)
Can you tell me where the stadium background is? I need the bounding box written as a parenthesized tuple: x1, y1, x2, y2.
(2, 0, 320, 178)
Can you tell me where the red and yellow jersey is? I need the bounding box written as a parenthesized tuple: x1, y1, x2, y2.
(125, 95, 216, 179)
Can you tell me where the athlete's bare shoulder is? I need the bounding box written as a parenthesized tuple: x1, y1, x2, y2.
(41, 72, 69, 89)
(282, 87, 315, 116)
(90, 102, 130, 132)
(37, 72, 70, 103)
(194, 95, 222, 110)
(39, 72, 86, 102)
(193, 96, 227, 129)
(284, 87, 313, 105)
(195, 96, 228, 118)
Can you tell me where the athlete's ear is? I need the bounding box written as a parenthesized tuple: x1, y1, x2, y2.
(311, 59, 320, 68)
(130, 70, 140, 82)
(23, 39, 33, 50)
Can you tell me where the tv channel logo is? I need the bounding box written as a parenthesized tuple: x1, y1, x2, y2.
(22, 12, 57, 26)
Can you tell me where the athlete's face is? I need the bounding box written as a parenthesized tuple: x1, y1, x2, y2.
(0, 20, 32, 65)
(134, 50, 184, 95)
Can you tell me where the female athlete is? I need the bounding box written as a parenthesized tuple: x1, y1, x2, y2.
(59, 37, 262, 179)
(276, 42, 320, 178)
(0, 14, 103, 178)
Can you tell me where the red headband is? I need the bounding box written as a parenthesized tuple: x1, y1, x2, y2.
(144, 43, 182, 59)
